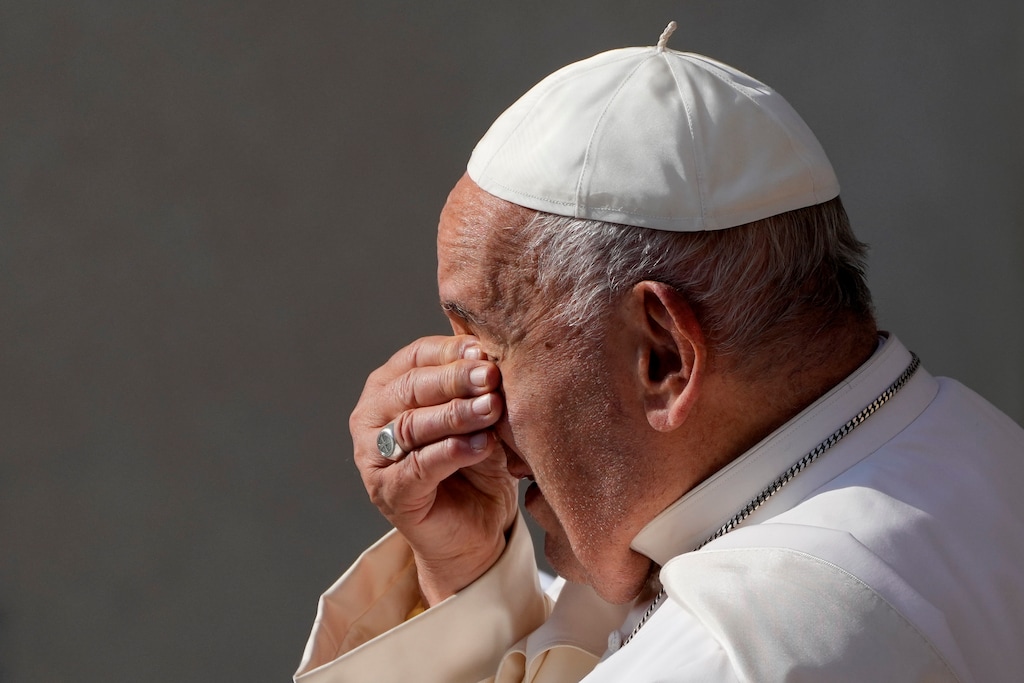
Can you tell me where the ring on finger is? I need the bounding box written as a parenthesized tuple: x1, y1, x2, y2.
(376, 423, 407, 461)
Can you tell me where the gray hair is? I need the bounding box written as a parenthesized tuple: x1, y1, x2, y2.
(520, 197, 874, 371)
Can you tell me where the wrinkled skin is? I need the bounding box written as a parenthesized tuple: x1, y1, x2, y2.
(435, 186, 659, 602)
(349, 173, 882, 608)
(350, 333, 518, 605)
(351, 175, 674, 605)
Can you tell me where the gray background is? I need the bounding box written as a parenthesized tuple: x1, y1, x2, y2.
(2, 1, 1021, 681)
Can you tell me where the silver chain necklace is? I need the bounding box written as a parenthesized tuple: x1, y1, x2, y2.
(616, 352, 921, 649)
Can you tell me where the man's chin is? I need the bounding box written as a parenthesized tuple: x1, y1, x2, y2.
(543, 534, 653, 605)
(542, 531, 588, 584)
(523, 487, 587, 584)
(526, 483, 652, 603)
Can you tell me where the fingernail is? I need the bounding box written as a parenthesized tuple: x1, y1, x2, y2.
(463, 346, 483, 360)
(472, 394, 492, 415)
(470, 432, 488, 450)
(470, 366, 489, 387)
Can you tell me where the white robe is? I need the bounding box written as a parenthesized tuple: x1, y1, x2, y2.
(295, 336, 1024, 682)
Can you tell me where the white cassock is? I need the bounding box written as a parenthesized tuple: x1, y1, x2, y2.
(294, 335, 1024, 682)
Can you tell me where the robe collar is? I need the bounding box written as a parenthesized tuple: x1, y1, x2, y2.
(630, 334, 929, 566)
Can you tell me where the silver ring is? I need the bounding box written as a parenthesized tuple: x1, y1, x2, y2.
(376, 423, 406, 461)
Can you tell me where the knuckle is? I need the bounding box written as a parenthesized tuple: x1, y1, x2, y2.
(418, 362, 465, 406)
(448, 335, 474, 360)
(389, 370, 417, 408)
(407, 335, 448, 367)
(435, 335, 462, 363)
(363, 469, 392, 510)
(439, 435, 464, 462)
(366, 477, 385, 506)
(404, 449, 429, 483)
(348, 406, 364, 435)
(394, 413, 418, 451)
(440, 399, 467, 433)
(365, 363, 387, 387)
(363, 364, 395, 399)
(406, 338, 428, 368)
(436, 362, 463, 400)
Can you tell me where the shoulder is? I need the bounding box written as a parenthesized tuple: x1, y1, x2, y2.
(658, 528, 964, 683)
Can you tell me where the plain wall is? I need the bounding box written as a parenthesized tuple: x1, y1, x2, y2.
(1, 1, 1021, 681)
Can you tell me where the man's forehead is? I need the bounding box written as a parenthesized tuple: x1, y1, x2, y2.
(438, 176, 534, 278)
(435, 239, 514, 338)
(437, 176, 540, 339)
(439, 175, 533, 241)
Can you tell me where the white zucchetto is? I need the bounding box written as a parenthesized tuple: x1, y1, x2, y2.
(467, 25, 839, 232)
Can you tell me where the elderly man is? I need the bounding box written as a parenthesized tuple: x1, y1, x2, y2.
(295, 25, 1024, 682)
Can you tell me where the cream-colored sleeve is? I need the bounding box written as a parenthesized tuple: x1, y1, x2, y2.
(294, 512, 549, 683)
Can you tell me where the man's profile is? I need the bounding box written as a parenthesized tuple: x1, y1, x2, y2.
(294, 23, 1024, 682)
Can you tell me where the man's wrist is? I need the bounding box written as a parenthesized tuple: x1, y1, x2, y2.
(415, 535, 508, 606)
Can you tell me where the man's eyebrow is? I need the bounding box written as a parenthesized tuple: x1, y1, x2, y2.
(441, 301, 488, 327)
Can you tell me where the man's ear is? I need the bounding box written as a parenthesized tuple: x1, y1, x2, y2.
(631, 281, 706, 432)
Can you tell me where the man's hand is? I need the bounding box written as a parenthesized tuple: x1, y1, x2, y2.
(351, 335, 517, 606)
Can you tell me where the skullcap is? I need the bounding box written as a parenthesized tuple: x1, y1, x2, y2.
(466, 23, 839, 232)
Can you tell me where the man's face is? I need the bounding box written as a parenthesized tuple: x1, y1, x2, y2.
(436, 175, 653, 603)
